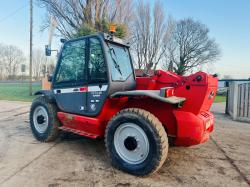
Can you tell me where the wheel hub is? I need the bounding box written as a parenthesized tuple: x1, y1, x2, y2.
(124, 136, 138, 151)
(37, 115, 45, 124)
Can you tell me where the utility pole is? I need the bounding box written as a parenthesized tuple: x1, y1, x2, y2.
(29, 0, 33, 96)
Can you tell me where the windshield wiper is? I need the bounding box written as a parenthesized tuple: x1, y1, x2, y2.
(107, 45, 123, 76)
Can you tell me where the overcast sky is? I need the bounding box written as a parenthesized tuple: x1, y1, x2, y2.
(0, 0, 249, 78)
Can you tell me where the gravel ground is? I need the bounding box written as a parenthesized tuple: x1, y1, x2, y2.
(0, 101, 249, 187)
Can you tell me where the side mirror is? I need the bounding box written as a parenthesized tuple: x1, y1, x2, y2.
(60, 38, 67, 43)
(213, 73, 218, 78)
(45, 45, 51, 56)
(47, 74, 53, 82)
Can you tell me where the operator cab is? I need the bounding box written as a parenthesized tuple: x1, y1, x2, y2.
(50, 33, 136, 116)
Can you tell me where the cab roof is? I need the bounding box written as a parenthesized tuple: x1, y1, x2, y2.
(61, 33, 130, 48)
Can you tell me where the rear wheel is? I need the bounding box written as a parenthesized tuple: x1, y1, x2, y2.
(105, 108, 168, 176)
(30, 96, 60, 142)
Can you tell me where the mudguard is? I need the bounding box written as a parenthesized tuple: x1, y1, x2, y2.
(34, 90, 55, 103)
(111, 90, 186, 105)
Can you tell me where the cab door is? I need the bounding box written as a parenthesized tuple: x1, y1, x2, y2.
(86, 37, 109, 116)
(52, 38, 88, 115)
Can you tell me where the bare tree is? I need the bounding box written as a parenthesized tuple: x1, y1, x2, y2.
(0, 44, 5, 80)
(38, 0, 134, 39)
(46, 58, 56, 75)
(131, 0, 173, 72)
(32, 49, 48, 80)
(164, 18, 221, 75)
(0, 44, 25, 79)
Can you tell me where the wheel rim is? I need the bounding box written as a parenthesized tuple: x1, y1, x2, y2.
(33, 106, 49, 133)
(114, 123, 149, 164)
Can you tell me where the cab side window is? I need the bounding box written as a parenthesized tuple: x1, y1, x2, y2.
(55, 39, 86, 86)
(88, 38, 107, 83)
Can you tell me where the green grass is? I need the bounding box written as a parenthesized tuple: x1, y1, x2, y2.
(214, 95, 226, 103)
(0, 83, 41, 102)
(0, 83, 227, 103)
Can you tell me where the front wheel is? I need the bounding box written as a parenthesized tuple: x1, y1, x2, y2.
(105, 108, 168, 176)
(30, 96, 60, 142)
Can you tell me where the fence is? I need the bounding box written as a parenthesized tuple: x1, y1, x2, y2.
(228, 82, 250, 122)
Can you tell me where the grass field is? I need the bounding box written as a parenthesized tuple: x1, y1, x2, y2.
(214, 95, 226, 103)
(0, 83, 41, 102)
(0, 83, 227, 103)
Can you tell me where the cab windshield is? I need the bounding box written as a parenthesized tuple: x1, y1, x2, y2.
(107, 43, 133, 81)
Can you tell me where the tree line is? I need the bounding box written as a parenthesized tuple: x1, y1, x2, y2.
(39, 0, 221, 75)
(0, 44, 55, 80)
(0, 0, 221, 81)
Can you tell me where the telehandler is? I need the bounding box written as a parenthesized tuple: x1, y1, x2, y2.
(30, 30, 218, 176)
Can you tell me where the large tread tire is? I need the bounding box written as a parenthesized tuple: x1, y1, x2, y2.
(105, 108, 168, 176)
(30, 96, 61, 142)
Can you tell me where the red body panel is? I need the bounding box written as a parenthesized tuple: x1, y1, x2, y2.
(57, 70, 218, 147)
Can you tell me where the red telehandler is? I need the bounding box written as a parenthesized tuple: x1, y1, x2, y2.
(30, 31, 218, 176)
